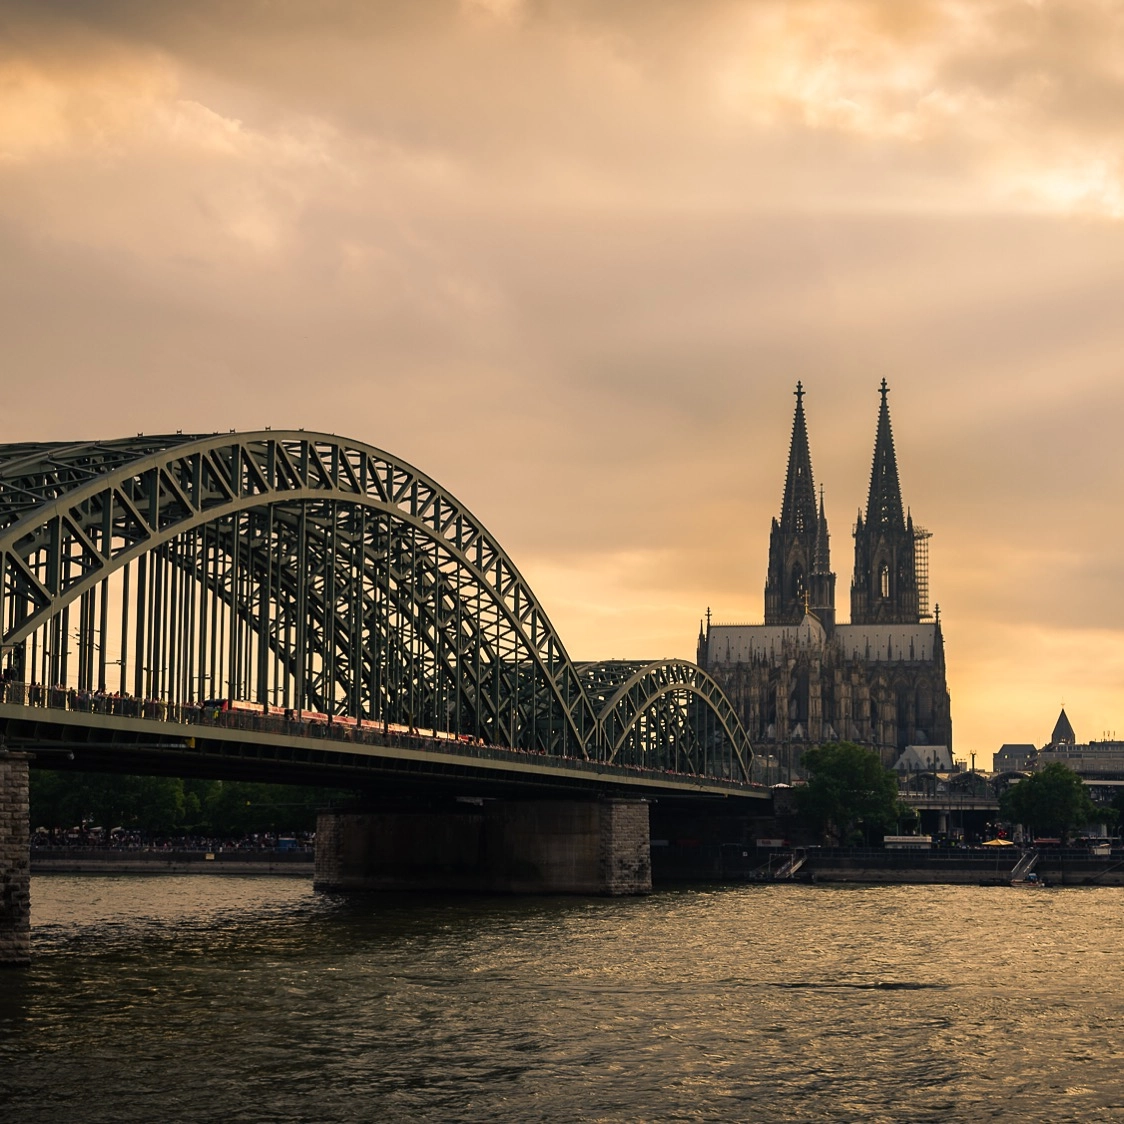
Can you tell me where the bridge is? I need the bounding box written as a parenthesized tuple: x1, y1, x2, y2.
(0, 432, 766, 963)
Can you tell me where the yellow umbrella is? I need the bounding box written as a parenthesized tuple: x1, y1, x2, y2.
(981, 838, 1014, 846)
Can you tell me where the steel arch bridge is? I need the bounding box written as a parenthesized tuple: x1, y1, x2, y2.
(0, 432, 754, 782)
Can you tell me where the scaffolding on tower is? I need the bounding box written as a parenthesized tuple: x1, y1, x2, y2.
(914, 526, 932, 619)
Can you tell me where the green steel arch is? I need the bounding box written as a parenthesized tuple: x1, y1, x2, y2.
(579, 659, 751, 778)
(0, 432, 752, 778)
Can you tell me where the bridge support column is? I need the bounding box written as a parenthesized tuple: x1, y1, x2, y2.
(315, 798, 651, 896)
(0, 752, 31, 967)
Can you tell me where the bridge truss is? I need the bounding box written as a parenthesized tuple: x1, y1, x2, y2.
(0, 433, 754, 781)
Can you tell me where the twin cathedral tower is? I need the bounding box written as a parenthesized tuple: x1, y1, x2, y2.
(698, 381, 953, 766)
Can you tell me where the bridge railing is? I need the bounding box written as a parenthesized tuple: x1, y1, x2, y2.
(0, 680, 765, 795)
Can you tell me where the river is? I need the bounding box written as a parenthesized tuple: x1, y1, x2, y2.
(2, 875, 1124, 1122)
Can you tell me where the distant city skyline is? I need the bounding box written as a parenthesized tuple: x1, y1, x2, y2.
(2, 1, 1123, 765)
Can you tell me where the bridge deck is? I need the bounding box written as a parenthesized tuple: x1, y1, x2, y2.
(0, 700, 768, 802)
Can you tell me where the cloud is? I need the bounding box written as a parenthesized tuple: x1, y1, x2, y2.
(9, 0, 1123, 216)
(0, 48, 173, 162)
(1, 0, 1123, 757)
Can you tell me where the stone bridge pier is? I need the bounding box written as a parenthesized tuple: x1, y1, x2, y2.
(315, 797, 652, 896)
(0, 751, 31, 967)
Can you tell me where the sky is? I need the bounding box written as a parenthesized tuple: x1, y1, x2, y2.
(2, 0, 1123, 764)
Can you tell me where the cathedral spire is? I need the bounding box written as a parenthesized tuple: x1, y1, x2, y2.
(765, 384, 834, 625)
(851, 380, 919, 625)
(808, 484, 836, 633)
(779, 381, 819, 536)
(864, 378, 906, 532)
(812, 485, 830, 574)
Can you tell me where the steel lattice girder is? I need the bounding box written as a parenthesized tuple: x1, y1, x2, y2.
(0, 432, 753, 775)
(578, 659, 752, 778)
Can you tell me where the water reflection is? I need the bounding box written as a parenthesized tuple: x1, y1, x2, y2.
(3, 877, 1124, 1122)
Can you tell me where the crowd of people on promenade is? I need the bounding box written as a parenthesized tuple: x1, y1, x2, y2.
(31, 828, 315, 853)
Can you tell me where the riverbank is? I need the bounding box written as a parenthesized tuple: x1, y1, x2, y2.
(796, 847, 1124, 887)
(31, 846, 1124, 887)
(32, 849, 313, 876)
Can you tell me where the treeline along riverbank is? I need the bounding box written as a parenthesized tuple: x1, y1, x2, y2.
(30, 768, 354, 837)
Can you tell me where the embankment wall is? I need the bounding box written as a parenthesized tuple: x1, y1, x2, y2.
(32, 850, 313, 876)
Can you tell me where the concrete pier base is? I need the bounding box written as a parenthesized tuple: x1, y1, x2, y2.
(0, 752, 31, 967)
(315, 798, 651, 896)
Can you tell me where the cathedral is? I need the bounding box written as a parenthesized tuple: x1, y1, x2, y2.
(697, 381, 952, 770)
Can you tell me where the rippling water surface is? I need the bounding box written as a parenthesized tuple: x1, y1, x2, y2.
(3, 876, 1124, 1122)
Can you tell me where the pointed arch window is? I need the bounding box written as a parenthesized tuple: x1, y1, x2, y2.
(879, 562, 890, 599)
(791, 563, 805, 602)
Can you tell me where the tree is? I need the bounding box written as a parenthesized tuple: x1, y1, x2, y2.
(28, 769, 86, 833)
(999, 762, 1099, 841)
(1112, 788, 1124, 825)
(192, 781, 327, 835)
(30, 769, 351, 837)
(30, 771, 186, 833)
(795, 741, 904, 846)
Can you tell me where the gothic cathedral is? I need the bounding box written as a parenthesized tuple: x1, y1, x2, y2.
(697, 382, 953, 768)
